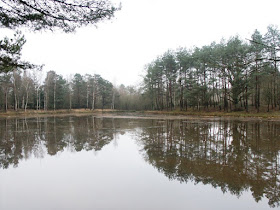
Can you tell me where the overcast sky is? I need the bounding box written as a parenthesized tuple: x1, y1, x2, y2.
(6, 0, 280, 86)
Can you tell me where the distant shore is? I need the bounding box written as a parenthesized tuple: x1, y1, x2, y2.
(1, 109, 280, 120)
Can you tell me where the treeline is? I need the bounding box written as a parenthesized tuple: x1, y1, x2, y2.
(0, 31, 144, 112)
(0, 69, 142, 111)
(143, 25, 280, 112)
(2, 25, 280, 112)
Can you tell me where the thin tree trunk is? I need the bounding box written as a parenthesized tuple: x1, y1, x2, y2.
(25, 91, 29, 112)
(36, 88, 39, 110)
(245, 70, 248, 112)
(13, 82, 17, 111)
(86, 83, 89, 109)
(38, 89, 41, 110)
(44, 90, 48, 111)
(21, 96, 25, 109)
(92, 91, 95, 110)
(111, 89, 115, 110)
(53, 78, 56, 111)
(69, 91, 72, 110)
(5, 90, 8, 112)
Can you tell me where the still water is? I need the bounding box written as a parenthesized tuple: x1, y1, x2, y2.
(0, 115, 279, 210)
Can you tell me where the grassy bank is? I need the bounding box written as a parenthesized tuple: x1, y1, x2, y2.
(145, 110, 280, 119)
(0, 109, 121, 118)
(1, 108, 280, 119)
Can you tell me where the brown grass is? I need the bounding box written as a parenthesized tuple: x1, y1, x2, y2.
(0, 109, 118, 118)
(1, 108, 280, 119)
(145, 110, 280, 119)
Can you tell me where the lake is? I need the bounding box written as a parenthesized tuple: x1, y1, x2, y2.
(0, 115, 279, 210)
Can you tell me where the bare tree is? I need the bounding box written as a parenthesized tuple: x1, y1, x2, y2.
(22, 70, 32, 112)
(11, 69, 21, 111)
(66, 74, 73, 110)
(32, 66, 43, 110)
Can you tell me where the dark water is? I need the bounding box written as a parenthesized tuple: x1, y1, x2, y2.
(0, 116, 279, 210)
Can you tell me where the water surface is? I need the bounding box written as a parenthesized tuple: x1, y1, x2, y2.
(0, 116, 279, 209)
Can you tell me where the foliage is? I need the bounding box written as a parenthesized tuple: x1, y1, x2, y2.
(142, 25, 280, 112)
(1, 25, 280, 113)
(0, 69, 117, 111)
(0, 31, 33, 73)
(0, 0, 119, 74)
(0, 0, 120, 32)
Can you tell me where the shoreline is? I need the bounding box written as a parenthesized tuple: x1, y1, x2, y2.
(0, 109, 280, 121)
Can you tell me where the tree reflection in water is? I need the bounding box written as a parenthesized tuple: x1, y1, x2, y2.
(0, 117, 279, 207)
(0, 116, 118, 169)
(137, 119, 280, 208)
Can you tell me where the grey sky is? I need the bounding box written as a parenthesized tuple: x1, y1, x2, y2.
(6, 0, 280, 86)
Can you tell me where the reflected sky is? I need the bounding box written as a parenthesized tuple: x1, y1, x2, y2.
(0, 116, 279, 209)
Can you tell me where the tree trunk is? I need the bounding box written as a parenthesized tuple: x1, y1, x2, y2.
(5, 89, 8, 112)
(25, 91, 29, 112)
(36, 88, 39, 110)
(53, 78, 56, 110)
(44, 90, 48, 111)
(245, 70, 248, 113)
(92, 91, 95, 110)
(69, 91, 72, 110)
(111, 89, 115, 110)
(86, 83, 89, 109)
(38, 89, 41, 110)
(13, 82, 17, 111)
(223, 77, 228, 112)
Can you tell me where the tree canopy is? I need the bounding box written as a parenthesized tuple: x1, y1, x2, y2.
(0, 31, 34, 73)
(0, 0, 120, 32)
(0, 0, 120, 74)
(142, 25, 280, 112)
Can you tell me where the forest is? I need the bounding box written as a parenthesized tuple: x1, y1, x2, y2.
(0, 25, 280, 112)
(0, 68, 143, 111)
(143, 25, 280, 112)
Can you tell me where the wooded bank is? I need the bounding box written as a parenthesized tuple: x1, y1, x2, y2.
(1, 109, 280, 119)
(1, 25, 280, 113)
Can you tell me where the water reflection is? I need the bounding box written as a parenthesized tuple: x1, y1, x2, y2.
(0, 116, 119, 169)
(0, 116, 279, 208)
(138, 119, 280, 208)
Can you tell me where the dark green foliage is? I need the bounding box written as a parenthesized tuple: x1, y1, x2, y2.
(55, 75, 67, 109)
(0, 72, 12, 110)
(0, 0, 120, 32)
(97, 77, 113, 109)
(0, 31, 33, 73)
(1, 25, 280, 112)
(0, 69, 116, 111)
(72, 73, 86, 108)
(0, 0, 119, 74)
(143, 25, 280, 112)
